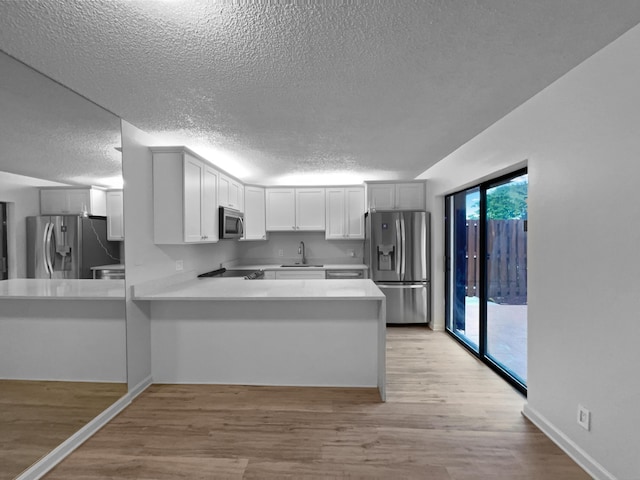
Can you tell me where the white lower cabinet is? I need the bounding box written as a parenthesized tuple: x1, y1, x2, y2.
(152, 147, 219, 244)
(275, 270, 326, 280)
(325, 187, 365, 239)
(243, 185, 267, 240)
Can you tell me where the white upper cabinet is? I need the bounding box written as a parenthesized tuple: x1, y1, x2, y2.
(106, 189, 124, 241)
(395, 182, 425, 209)
(325, 186, 365, 240)
(243, 185, 267, 241)
(295, 188, 326, 231)
(219, 173, 244, 212)
(366, 181, 425, 210)
(152, 147, 218, 244)
(40, 187, 106, 216)
(265, 188, 296, 231)
(367, 184, 395, 210)
(345, 187, 366, 238)
(265, 187, 326, 231)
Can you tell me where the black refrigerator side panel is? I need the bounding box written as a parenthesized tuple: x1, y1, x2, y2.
(80, 217, 120, 279)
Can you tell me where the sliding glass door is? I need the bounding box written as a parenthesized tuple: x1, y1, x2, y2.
(445, 170, 528, 392)
(445, 187, 480, 352)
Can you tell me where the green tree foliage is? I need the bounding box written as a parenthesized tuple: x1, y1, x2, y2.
(467, 180, 528, 220)
(486, 181, 528, 220)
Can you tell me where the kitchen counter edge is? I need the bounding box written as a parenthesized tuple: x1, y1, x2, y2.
(133, 278, 384, 302)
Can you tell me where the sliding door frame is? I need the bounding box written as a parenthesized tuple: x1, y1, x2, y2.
(445, 168, 528, 395)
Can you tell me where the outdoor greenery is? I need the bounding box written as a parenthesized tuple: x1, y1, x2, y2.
(486, 181, 528, 220)
(467, 177, 528, 220)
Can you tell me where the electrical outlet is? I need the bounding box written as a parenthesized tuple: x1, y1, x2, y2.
(577, 405, 590, 431)
(278, 249, 284, 257)
(348, 249, 355, 257)
(175, 260, 183, 271)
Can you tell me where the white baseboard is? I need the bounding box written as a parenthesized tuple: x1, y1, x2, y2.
(522, 404, 616, 480)
(16, 376, 153, 480)
(128, 374, 153, 399)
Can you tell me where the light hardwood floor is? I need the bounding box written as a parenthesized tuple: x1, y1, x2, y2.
(43, 328, 590, 479)
(0, 380, 126, 480)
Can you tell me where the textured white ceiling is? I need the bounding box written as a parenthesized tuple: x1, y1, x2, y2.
(1, 1, 639, 185)
(0, 52, 122, 187)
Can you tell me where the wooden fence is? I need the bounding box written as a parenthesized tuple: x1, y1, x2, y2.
(465, 219, 527, 305)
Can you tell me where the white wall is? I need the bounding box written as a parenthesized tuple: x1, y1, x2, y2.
(121, 120, 241, 390)
(0, 171, 66, 278)
(238, 232, 363, 265)
(418, 25, 640, 480)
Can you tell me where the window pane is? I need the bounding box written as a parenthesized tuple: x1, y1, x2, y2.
(447, 188, 480, 352)
(485, 174, 528, 385)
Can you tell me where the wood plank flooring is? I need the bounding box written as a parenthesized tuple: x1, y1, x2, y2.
(0, 380, 127, 480)
(43, 328, 590, 479)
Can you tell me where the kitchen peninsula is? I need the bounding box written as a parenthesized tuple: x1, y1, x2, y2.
(133, 276, 387, 400)
(0, 279, 126, 382)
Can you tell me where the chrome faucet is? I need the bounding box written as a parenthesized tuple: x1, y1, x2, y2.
(297, 241, 306, 264)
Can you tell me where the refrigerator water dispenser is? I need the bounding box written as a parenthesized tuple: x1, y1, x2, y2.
(377, 244, 395, 271)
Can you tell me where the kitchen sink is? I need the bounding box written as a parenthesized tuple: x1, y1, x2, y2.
(280, 264, 324, 267)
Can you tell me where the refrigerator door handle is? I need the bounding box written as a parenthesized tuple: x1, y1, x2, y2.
(41, 222, 49, 274)
(44, 222, 54, 274)
(395, 217, 402, 278)
(400, 216, 406, 279)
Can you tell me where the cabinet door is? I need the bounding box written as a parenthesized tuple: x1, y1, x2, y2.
(106, 190, 124, 241)
(183, 156, 205, 242)
(266, 188, 295, 231)
(219, 174, 244, 212)
(201, 166, 218, 241)
(296, 188, 325, 231)
(228, 179, 243, 212)
(325, 188, 346, 239)
(367, 184, 395, 210)
(244, 186, 267, 240)
(395, 182, 425, 210)
(40, 189, 70, 214)
(275, 270, 326, 280)
(345, 187, 365, 238)
(218, 174, 230, 208)
(67, 189, 92, 215)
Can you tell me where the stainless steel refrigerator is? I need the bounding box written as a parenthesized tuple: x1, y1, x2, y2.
(27, 215, 120, 279)
(365, 210, 431, 324)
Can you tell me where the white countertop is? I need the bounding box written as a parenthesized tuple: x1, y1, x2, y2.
(0, 279, 125, 300)
(227, 263, 368, 271)
(133, 278, 384, 301)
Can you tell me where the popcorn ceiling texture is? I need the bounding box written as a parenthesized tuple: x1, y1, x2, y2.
(0, 52, 121, 187)
(1, 1, 640, 185)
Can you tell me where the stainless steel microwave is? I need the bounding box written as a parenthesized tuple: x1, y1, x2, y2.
(219, 206, 244, 239)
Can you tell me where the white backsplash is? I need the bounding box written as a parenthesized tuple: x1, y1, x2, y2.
(237, 232, 364, 265)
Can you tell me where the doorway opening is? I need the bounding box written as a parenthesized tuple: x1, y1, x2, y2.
(445, 169, 528, 393)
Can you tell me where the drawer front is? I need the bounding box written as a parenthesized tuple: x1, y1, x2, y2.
(325, 270, 364, 279)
